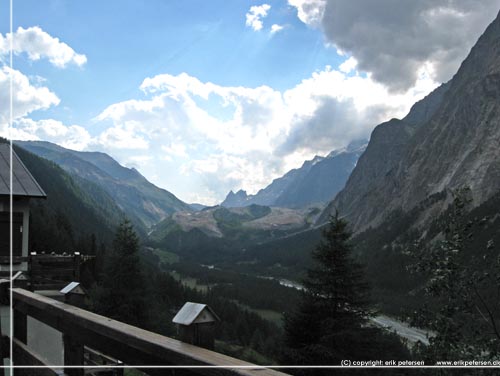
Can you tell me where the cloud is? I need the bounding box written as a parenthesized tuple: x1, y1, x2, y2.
(277, 96, 385, 156)
(126, 155, 153, 169)
(339, 56, 357, 74)
(277, 64, 437, 156)
(181, 152, 276, 203)
(289, 0, 500, 91)
(246, 4, 271, 31)
(93, 64, 437, 203)
(0, 66, 59, 130)
(10, 118, 92, 151)
(0, 26, 87, 68)
(97, 124, 149, 150)
(270, 24, 285, 34)
(288, 0, 326, 27)
(162, 143, 188, 159)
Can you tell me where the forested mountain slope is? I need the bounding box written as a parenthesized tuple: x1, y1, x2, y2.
(17, 141, 191, 230)
(0, 139, 125, 252)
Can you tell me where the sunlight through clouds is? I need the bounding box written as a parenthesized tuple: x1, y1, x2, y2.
(92, 63, 438, 203)
(4, 3, 497, 205)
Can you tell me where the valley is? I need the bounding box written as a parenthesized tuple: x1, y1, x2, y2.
(3, 4, 500, 371)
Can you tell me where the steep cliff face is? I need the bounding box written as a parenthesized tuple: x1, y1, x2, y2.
(399, 13, 500, 209)
(320, 11, 500, 231)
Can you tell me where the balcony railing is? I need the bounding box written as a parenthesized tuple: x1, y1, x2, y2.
(0, 287, 289, 376)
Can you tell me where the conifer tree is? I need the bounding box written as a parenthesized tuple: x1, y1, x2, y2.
(90, 219, 147, 326)
(282, 213, 372, 365)
(282, 213, 410, 370)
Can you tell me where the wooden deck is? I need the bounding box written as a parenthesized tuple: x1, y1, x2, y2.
(3, 288, 289, 376)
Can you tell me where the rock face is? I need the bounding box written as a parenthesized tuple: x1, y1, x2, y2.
(17, 141, 191, 229)
(222, 141, 366, 209)
(320, 11, 500, 231)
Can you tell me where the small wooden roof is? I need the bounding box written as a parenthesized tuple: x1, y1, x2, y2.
(60, 281, 86, 295)
(0, 144, 46, 198)
(172, 302, 220, 325)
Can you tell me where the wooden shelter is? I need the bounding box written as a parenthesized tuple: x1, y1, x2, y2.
(60, 281, 86, 307)
(0, 144, 46, 272)
(172, 302, 220, 349)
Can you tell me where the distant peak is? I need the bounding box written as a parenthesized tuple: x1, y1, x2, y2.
(301, 155, 324, 168)
(312, 155, 324, 165)
(327, 148, 346, 158)
(224, 189, 248, 199)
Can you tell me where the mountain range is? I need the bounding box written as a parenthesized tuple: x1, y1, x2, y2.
(0, 138, 124, 252)
(222, 140, 367, 209)
(16, 141, 192, 230)
(9, 11, 500, 288)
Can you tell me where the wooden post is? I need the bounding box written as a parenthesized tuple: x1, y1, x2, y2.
(28, 252, 36, 292)
(115, 360, 124, 376)
(0, 278, 9, 305)
(0, 280, 9, 362)
(13, 306, 28, 374)
(13, 309, 27, 344)
(63, 334, 84, 376)
(73, 252, 81, 282)
(63, 293, 84, 376)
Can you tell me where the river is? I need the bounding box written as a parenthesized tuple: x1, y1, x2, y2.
(272, 277, 434, 345)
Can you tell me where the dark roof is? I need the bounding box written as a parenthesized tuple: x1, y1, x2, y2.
(0, 144, 46, 198)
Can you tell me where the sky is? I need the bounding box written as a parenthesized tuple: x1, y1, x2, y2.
(1, 0, 500, 205)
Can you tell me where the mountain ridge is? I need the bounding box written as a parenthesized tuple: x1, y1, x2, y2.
(319, 10, 500, 231)
(16, 141, 192, 229)
(222, 140, 367, 209)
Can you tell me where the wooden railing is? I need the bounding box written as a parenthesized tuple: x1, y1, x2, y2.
(0, 252, 94, 291)
(4, 288, 289, 376)
(29, 252, 83, 291)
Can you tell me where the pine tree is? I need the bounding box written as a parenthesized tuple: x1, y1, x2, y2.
(90, 219, 147, 326)
(282, 213, 372, 365)
(280, 213, 413, 370)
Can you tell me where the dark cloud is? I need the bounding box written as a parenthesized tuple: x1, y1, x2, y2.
(319, 0, 500, 91)
(276, 96, 388, 156)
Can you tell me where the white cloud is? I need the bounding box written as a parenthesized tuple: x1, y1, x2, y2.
(126, 155, 153, 170)
(288, 0, 326, 27)
(339, 56, 357, 74)
(162, 143, 188, 159)
(0, 26, 87, 68)
(10, 118, 92, 151)
(245, 4, 271, 31)
(289, 0, 500, 91)
(94, 64, 437, 203)
(0, 66, 60, 134)
(97, 124, 149, 150)
(270, 24, 285, 34)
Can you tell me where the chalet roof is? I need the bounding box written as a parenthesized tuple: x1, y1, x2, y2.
(0, 144, 46, 198)
(172, 302, 220, 326)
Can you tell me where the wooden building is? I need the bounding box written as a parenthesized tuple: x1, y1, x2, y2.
(172, 302, 220, 350)
(0, 144, 46, 272)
